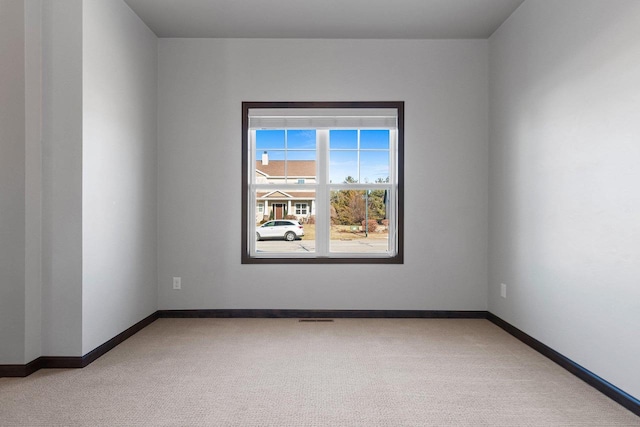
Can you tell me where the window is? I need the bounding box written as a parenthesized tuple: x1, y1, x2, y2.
(242, 102, 404, 264)
(295, 203, 308, 215)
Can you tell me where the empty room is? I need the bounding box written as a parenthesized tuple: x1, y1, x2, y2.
(1, 0, 639, 425)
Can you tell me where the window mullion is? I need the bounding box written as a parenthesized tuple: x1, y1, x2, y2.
(249, 130, 257, 186)
(249, 130, 256, 255)
(357, 129, 361, 183)
(284, 130, 288, 184)
(249, 188, 257, 255)
(389, 129, 397, 254)
(316, 129, 329, 256)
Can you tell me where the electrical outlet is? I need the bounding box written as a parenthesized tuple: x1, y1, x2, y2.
(173, 277, 181, 290)
(500, 283, 507, 299)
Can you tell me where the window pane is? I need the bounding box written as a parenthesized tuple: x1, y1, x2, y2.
(255, 194, 315, 254)
(329, 130, 357, 149)
(287, 130, 316, 176)
(330, 150, 358, 183)
(359, 151, 389, 184)
(256, 151, 316, 183)
(329, 189, 389, 253)
(285, 156, 316, 184)
(360, 130, 389, 149)
(256, 150, 284, 183)
(256, 130, 285, 150)
(287, 130, 316, 149)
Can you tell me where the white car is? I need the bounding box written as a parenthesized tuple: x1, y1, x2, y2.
(256, 220, 304, 241)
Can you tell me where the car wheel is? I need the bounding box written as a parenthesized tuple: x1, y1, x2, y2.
(256, 232, 261, 241)
(284, 231, 295, 241)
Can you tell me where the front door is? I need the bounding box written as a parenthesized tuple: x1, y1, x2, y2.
(274, 204, 284, 219)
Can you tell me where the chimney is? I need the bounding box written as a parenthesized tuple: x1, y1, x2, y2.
(262, 151, 269, 165)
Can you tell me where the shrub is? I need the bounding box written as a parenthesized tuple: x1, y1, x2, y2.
(362, 219, 378, 233)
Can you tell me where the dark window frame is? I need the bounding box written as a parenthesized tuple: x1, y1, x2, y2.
(242, 101, 404, 264)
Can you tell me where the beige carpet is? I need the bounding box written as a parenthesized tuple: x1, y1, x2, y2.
(1, 318, 638, 426)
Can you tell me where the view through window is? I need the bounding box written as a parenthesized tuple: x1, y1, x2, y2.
(242, 102, 403, 264)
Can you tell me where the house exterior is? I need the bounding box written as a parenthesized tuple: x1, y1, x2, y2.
(255, 152, 316, 223)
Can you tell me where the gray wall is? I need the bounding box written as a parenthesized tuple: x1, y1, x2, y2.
(0, 0, 159, 360)
(24, 0, 44, 363)
(489, 0, 640, 399)
(1, 0, 44, 365)
(157, 39, 489, 310)
(0, 0, 26, 364)
(82, 0, 158, 354)
(41, 0, 84, 357)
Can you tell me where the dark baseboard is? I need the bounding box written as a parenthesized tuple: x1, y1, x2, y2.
(79, 312, 158, 367)
(157, 309, 489, 319)
(0, 358, 43, 377)
(0, 312, 158, 378)
(487, 312, 640, 417)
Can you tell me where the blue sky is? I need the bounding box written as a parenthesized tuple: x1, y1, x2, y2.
(256, 130, 316, 161)
(256, 129, 390, 183)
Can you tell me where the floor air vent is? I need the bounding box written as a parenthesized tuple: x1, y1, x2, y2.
(298, 319, 334, 322)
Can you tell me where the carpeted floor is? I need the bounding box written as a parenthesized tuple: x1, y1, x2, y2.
(1, 318, 638, 426)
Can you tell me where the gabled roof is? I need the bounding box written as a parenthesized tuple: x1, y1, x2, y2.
(257, 191, 316, 199)
(256, 160, 316, 177)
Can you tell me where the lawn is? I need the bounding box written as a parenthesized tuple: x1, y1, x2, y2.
(301, 224, 388, 241)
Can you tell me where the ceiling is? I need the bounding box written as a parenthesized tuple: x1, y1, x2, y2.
(124, 0, 525, 39)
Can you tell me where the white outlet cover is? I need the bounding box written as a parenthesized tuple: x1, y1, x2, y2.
(500, 283, 507, 298)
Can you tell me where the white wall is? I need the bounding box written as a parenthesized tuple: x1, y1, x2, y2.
(82, 0, 158, 354)
(489, 0, 640, 399)
(0, 0, 26, 364)
(158, 39, 489, 310)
